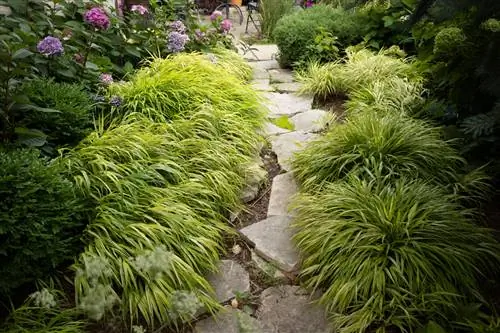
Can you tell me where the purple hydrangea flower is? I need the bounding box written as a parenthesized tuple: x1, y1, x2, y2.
(167, 31, 189, 53)
(130, 4, 148, 15)
(99, 73, 113, 85)
(109, 95, 123, 107)
(194, 29, 206, 41)
(210, 10, 222, 21)
(169, 20, 186, 33)
(84, 7, 110, 30)
(220, 19, 232, 33)
(37, 36, 64, 56)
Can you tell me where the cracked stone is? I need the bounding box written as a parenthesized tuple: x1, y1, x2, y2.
(257, 286, 331, 333)
(263, 92, 313, 118)
(194, 307, 263, 333)
(207, 260, 250, 303)
(239, 216, 299, 272)
(267, 172, 297, 217)
(270, 131, 317, 171)
(290, 109, 329, 132)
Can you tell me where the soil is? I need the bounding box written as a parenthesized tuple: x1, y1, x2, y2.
(313, 94, 347, 122)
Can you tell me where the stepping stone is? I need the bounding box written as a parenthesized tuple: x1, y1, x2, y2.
(207, 260, 250, 303)
(249, 59, 280, 71)
(243, 44, 278, 61)
(241, 160, 268, 203)
(252, 68, 269, 80)
(260, 122, 291, 137)
(290, 109, 329, 132)
(251, 250, 287, 282)
(269, 69, 294, 83)
(270, 131, 317, 171)
(267, 172, 297, 217)
(251, 79, 274, 92)
(273, 82, 302, 93)
(239, 216, 299, 272)
(263, 92, 313, 118)
(257, 286, 331, 333)
(194, 307, 263, 333)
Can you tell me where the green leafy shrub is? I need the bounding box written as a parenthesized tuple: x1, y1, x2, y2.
(292, 112, 466, 191)
(433, 27, 467, 56)
(292, 176, 500, 333)
(273, 5, 366, 67)
(18, 78, 94, 150)
(0, 149, 87, 295)
(260, 0, 295, 39)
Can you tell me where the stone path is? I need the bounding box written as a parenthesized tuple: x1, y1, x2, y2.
(195, 45, 332, 333)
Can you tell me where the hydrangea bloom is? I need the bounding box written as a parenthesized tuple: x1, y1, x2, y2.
(221, 19, 232, 33)
(167, 31, 189, 53)
(84, 7, 110, 30)
(109, 96, 123, 107)
(170, 20, 186, 33)
(99, 73, 113, 85)
(37, 36, 64, 56)
(210, 10, 222, 21)
(130, 4, 148, 15)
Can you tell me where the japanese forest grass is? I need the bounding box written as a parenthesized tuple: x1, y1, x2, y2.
(66, 53, 266, 326)
(108, 52, 260, 123)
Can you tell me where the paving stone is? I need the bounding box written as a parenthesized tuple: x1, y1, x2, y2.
(267, 172, 297, 217)
(239, 216, 299, 272)
(251, 250, 287, 282)
(241, 160, 268, 203)
(260, 122, 291, 137)
(252, 68, 270, 80)
(207, 260, 250, 303)
(273, 82, 302, 93)
(263, 92, 313, 118)
(243, 44, 278, 61)
(251, 79, 274, 92)
(257, 286, 331, 333)
(194, 307, 263, 333)
(268, 69, 294, 84)
(290, 109, 329, 132)
(249, 59, 280, 71)
(270, 131, 317, 171)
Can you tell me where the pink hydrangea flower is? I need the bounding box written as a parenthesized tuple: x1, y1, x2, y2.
(210, 10, 222, 21)
(221, 19, 232, 32)
(84, 7, 110, 30)
(99, 73, 113, 85)
(131, 4, 148, 15)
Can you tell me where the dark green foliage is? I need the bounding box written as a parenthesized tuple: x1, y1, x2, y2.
(0, 149, 88, 296)
(273, 5, 366, 67)
(18, 78, 94, 150)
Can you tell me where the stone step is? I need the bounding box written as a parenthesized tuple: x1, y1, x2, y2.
(269, 68, 294, 84)
(251, 79, 274, 92)
(290, 109, 329, 133)
(260, 122, 291, 137)
(239, 215, 299, 273)
(257, 286, 331, 333)
(270, 131, 317, 172)
(273, 82, 302, 93)
(206, 260, 250, 304)
(267, 172, 298, 217)
(263, 92, 313, 118)
(194, 306, 263, 333)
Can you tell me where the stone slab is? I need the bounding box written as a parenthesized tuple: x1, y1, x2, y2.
(249, 59, 280, 71)
(252, 68, 270, 80)
(251, 250, 287, 282)
(273, 82, 302, 93)
(290, 109, 329, 133)
(261, 122, 291, 137)
(243, 44, 278, 61)
(268, 69, 294, 84)
(257, 286, 331, 333)
(251, 79, 274, 92)
(267, 172, 298, 217)
(194, 307, 263, 333)
(207, 260, 250, 303)
(239, 216, 299, 272)
(263, 92, 313, 118)
(270, 131, 317, 171)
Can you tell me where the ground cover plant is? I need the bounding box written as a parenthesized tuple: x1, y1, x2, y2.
(65, 52, 266, 327)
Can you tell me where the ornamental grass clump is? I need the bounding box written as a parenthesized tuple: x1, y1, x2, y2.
(291, 176, 500, 333)
(292, 112, 465, 191)
(109, 52, 263, 122)
(297, 48, 424, 114)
